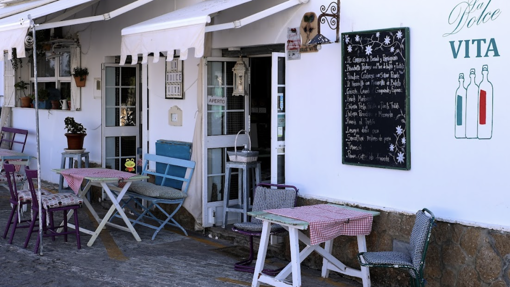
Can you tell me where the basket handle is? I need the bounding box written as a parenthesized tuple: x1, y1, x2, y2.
(234, 129, 251, 154)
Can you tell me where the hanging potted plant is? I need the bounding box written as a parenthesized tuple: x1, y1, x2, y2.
(64, 117, 87, 150)
(72, 67, 89, 87)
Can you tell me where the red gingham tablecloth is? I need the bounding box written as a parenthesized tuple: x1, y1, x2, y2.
(59, 168, 137, 195)
(265, 204, 373, 245)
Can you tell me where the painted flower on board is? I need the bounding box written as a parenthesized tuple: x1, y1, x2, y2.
(397, 152, 405, 163)
(396, 30, 403, 39)
(384, 36, 391, 45)
(401, 138, 406, 145)
(355, 35, 360, 42)
(389, 144, 395, 152)
(396, 125, 403, 135)
(347, 45, 352, 53)
(365, 45, 373, 55)
(345, 35, 350, 44)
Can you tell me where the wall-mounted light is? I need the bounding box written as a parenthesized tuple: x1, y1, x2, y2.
(308, 0, 340, 46)
(232, 57, 249, 96)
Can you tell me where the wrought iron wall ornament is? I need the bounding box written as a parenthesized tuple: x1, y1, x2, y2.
(308, 0, 340, 45)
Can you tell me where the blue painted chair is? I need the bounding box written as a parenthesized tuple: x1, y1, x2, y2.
(111, 153, 196, 240)
(358, 208, 435, 287)
(231, 183, 298, 275)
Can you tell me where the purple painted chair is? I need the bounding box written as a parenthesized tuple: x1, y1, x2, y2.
(0, 127, 28, 152)
(231, 183, 298, 275)
(24, 168, 83, 253)
(0, 127, 30, 189)
(2, 164, 50, 243)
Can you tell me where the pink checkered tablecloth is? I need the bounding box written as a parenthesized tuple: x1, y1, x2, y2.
(59, 168, 137, 195)
(265, 204, 373, 245)
(0, 149, 30, 172)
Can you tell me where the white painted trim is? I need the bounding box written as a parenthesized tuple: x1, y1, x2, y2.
(36, 0, 155, 30)
(205, 0, 305, 32)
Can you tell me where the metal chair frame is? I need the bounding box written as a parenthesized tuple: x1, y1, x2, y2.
(358, 208, 435, 287)
(231, 183, 298, 276)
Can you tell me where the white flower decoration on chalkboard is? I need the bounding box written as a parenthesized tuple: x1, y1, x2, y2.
(390, 47, 395, 53)
(345, 35, 350, 44)
(384, 36, 391, 45)
(397, 152, 405, 163)
(376, 32, 380, 38)
(396, 30, 403, 39)
(347, 45, 352, 53)
(396, 125, 403, 135)
(365, 45, 373, 55)
(389, 144, 395, 152)
(355, 35, 360, 42)
(401, 138, 406, 145)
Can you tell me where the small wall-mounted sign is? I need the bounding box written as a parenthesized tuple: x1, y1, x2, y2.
(165, 59, 183, 99)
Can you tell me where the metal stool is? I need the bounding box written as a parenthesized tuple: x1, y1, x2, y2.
(59, 151, 89, 194)
(222, 161, 261, 228)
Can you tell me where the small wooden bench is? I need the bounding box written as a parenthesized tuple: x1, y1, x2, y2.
(112, 153, 195, 240)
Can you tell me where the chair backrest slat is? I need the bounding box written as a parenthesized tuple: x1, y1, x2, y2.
(3, 164, 19, 203)
(250, 183, 298, 224)
(409, 208, 435, 271)
(25, 169, 39, 202)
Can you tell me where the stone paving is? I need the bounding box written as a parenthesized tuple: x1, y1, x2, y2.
(0, 183, 363, 287)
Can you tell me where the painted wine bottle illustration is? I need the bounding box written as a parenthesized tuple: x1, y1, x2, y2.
(465, 68, 478, 138)
(454, 73, 466, 138)
(477, 64, 493, 139)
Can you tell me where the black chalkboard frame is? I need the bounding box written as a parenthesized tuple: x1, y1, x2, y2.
(341, 27, 411, 170)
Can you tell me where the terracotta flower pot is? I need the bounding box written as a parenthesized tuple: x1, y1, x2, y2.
(74, 76, 86, 87)
(51, 100, 60, 109)
(20, 96, 32, 108)
(65, 133, 86, 150)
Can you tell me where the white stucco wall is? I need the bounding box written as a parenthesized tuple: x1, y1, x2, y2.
(10, 1, 195, 183)
(9, 0, 509, 231)
(212, 0, 510, 231)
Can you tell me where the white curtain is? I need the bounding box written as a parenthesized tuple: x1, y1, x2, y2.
(184, 59, 204, 230)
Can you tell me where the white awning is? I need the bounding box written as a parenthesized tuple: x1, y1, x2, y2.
(0, 0, 95, 61)
(120, 0, 309, 65)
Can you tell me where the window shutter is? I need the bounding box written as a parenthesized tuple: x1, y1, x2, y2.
(4, 53, 15, 107)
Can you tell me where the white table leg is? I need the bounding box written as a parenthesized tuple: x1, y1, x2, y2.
(357, 235, 371, 287)
(94, 182, 141, 242)
(288, 227, 302, 287)
(322, 239, 333, 278)
(251, 220, 271, 287)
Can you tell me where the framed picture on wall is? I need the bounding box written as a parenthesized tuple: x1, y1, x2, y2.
(165, 59, 184, 99)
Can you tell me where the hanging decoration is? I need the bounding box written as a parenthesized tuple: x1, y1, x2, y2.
(232, 57, 249, 97)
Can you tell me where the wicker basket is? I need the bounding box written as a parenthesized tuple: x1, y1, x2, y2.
(227, 130, 259, 162)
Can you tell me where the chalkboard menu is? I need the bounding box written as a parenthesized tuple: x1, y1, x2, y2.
(342, 27, 410, 170)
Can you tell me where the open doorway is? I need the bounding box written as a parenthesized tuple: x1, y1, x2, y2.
(249, 56, 272, 182)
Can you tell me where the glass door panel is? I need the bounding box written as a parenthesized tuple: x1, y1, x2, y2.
(102, 64, 140, 175)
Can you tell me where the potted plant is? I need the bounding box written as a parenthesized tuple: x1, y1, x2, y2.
(64, 117, 87, 150)
(15, 80, 31, 108)
(37, 88, 50, 109)
(72, 67, 89, 87)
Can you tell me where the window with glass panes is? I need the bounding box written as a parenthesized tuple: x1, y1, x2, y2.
(29, 50, 71, 103)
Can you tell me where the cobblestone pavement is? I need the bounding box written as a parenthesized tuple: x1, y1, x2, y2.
(0, 183, 363, 287)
